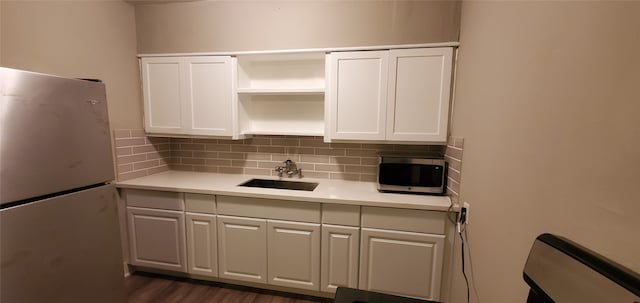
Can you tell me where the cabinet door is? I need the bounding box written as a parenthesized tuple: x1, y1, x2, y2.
(386, 48, 453, 142)
(184, 56, 234, 136)
(359, 228, 445, 301)
(217, 215, 267, 283)
(186, 212, 217, 277)
(141, 57, 186, 134)
(328, 51, 388, 140)
(321, 224, 359, 293)
(267, 220, 320, 291)
(126, 207, 186, 272)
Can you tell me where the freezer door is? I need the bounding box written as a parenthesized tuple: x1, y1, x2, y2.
(0, 67, 115, 205)
(0, 184, 126, 303)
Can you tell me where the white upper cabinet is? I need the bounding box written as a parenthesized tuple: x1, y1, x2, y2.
(141, 57, 183, 133)
(327, 51, 389, 141)
(141, 56, 235, 137)
(139, 45, 453, 141)
(186, 57, 234, 136)
(386, 48, 453, 142)
(327, 47, 453, 143)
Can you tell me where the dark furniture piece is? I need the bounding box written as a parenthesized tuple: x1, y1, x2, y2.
(524, 233, 640, 303)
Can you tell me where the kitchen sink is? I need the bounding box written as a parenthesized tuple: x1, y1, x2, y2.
(239, 178, 319, 191)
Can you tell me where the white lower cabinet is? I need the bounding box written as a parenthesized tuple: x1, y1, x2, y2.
(267, 220, 320, 290)
(123, 190, 450, 299)
(126, 206, 187, 272)
(321, 224, 360, 293)
(186, 213, 217, 277)
(217, 215, 267, 283)
(359, 228, 445, 301)
(217, 215, 322, 290)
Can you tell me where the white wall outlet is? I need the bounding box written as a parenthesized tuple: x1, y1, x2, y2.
(463, 201, 470, 224)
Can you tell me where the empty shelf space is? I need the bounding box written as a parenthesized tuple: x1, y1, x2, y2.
(238, 94, 325, 136)
(236, 88, 325, 95)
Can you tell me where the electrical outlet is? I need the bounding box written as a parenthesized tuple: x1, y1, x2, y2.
(457, 202, 471, 233)
(463, 202, 470, 224)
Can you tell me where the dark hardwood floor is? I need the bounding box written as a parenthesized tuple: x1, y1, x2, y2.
(125, 273, 333, 303)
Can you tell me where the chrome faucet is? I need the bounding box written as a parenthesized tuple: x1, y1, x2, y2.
(275, 159, 303, 177)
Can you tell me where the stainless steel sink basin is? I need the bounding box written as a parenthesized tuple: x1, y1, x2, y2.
(239, 178, 319, 191)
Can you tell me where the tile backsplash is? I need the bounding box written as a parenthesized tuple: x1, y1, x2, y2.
(168, 136, 444, 182)
(113, 129, 463, 203)
(113, 129, 170, 181)
(445, 136, 464, 205)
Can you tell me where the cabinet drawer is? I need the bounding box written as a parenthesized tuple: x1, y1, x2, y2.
(125, 189, 184, 211)
(217, 195, 320, 223)
(361, 206, 446, 234)
(185, 193, 216, 214)
(322, 204, 360, 226)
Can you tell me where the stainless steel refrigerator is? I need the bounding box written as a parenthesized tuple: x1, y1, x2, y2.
(0, 67, 126, 303)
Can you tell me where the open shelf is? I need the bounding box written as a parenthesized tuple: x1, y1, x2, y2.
(237, 88, 325, 95)
(235, 52, 326, 136)
(236, 52, 326, 92)
(241, 130, 324, 136)
(237, 94, 324, 136)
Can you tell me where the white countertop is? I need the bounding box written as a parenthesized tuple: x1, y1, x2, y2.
(116, 171, 455, 212)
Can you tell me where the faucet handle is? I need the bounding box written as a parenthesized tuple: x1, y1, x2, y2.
(276, 159, 303, 178)
(284, 159, 294, 169)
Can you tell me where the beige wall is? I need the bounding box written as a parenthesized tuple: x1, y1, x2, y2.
(450, 1, 640, 302)
(5, 1, 639, 302)
(134, 0, 460, 53)
(1, 0, 142, 130)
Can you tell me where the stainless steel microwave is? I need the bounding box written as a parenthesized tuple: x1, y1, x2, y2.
(377, 154, 447, 195)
